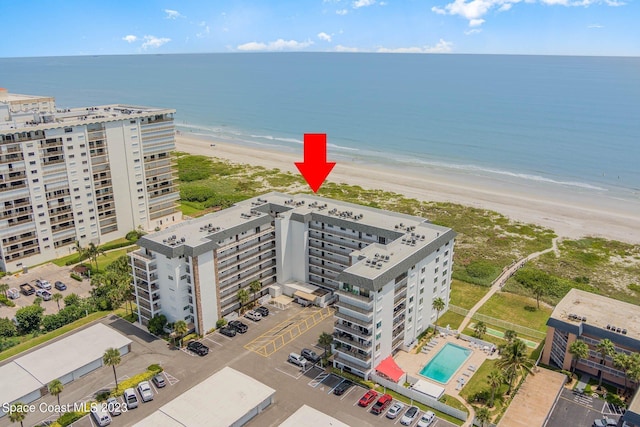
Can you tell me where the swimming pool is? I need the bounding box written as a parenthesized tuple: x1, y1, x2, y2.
(419, 343, 472, 383)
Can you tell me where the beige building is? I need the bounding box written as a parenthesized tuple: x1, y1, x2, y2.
(0, 89, 180, 271)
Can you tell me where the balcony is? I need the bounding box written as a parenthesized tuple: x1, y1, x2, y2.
(334, 347, 371, 364)
(308, 275, 339, 290)
(308, 240, 353, 258)
(308, 223, 364, 242)
(219, 262, 276, 289)
(309, 265, 339, 280)
(394, 290, 407, 305)
(336, 300, 373, 318)
(308, 234, 361, 251)
(217, 239, 275, 263)
(392, 336, 404, 349)
(333, 333, 372, 351)
(335, 289, 373, 304)
(308, 250, 349, 267)
(217, 245, 273, 275)
(393, 314, 405, 327)
(335, 310, 373, 328)
(334, 321, 372, 338)
(308, 258, 345, 274)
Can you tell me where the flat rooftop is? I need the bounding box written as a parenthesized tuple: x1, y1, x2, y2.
(551, 289, 640, 341)
(0, 362, 45, 409)
(134, 367, 275, 427)
(279, 405, 350, 427)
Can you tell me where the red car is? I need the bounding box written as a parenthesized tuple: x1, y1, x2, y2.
(371, 394, 393, 415)
(358, 390, 379, 407)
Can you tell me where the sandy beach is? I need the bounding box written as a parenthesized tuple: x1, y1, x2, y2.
(176, 134, 640, 244)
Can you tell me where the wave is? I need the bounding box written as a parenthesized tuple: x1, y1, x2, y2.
(249, 133, 359, 152)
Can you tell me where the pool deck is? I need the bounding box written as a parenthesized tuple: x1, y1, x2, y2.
(395, 333, 500, 426)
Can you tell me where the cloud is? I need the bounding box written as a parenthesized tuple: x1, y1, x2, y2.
(432, 0, 623, 26)
(142, 35, 171, 49)
(122, 35, 137, 43)
(464, 28, 483, 35)
(164, 9, 184, 19)
(237, 39, 314, 51)
(318, 32, 332, 42)
(353, 0, 375, 8)
(377, 39, 453, 53)
(336, 8, 349, 14)
(197, 21, 210, 38)
(588, 23, 604, 28)
(335, 45, 359, 52)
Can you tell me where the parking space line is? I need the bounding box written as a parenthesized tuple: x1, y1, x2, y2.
(275, 366, 304, 380)
(203, 336, 223, 346)
(163, 371, 179, 386)
(308, 372, 329, 388)
(340, 385, 357, 401)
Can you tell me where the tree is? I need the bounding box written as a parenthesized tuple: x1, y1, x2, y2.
(0, 283, 9, 296)
(174, 320, 188, 348)
(504, 330, 517, 343)
(15, 305, 44, 334)
(147, 314, 167, 336)
(432, 297, 445, 329)
(487, 369, 504, 407)
(33, 296, 43, 307)
(531, 282, 545, 309)
(48, 379, 64, 414)
(103, 348, 121, 389)
(8, 401, 27, 427)
(0, 317, 17, 337)
(627, 356, 640, 391)
(249, 280, 262, 306)
(613, 352, 631, 392)
(52, 293, 63, 311)
(74, 241, 88, 261)
(568, 340, 589, 373)
(475, 406, 491, 427)
(496, 339, 533, 394)
(596, 338, 615, 388)
(318, 331, 334, 359)
(64, 293, 81, 308)
(237, 289, 250, 314)
(86, 242, 106, 271)
(474, 321, 487, 339)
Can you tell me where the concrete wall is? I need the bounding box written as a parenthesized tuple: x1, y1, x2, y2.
(197, 251, 218, 333)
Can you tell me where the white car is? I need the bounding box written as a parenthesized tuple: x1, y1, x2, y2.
(35, 289, 52, 301)
(417, 410, 436, 427)
(401, 406, 419, 425)
(386, 402, 405, 419)
(245, 310, 262, 321)
(35, 279, 51, 290)
(137, 381, 154, 402)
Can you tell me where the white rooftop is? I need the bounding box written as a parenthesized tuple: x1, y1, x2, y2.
(134, 367, 275, 427)
(279, 405, 350, 427)
(13, 323, 132, 385)
(411, 379, 445, 400)
(0, 362, 45, 407)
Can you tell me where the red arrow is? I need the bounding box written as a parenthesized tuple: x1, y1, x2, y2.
(295, 133, 336, 193)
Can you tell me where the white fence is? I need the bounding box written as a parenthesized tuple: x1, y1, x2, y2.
(448, 305, 546, 340)
(371, 373, 468, 422)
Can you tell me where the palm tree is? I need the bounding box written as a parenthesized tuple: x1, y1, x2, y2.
(0, 283, 9, 296)
(496, 339, 533, 394)
(475, 406, 491, 427)
(487, 369, 503, 407)
(627, 359, 640, 391)
(74, 241, 88, 261)
(568, 340, 589, 373)
(237, 289, 250, 314)
(8, 402, 27, 427)
(249, 280, 262, 306)
(87, 242, 106, 271)
(613, 352, 631, 392)
(174, 320, 188, 348)
(318, 331, 334, 359)
(48, 379, 64, 414)
(504, 330, 517, 343)
(531, 283, 545, 309)
(52, 293, 63, 310)
(432, 297, 445, 329)
(474, 321, 487, 339)
(103, 348, 122, 389)
(33, 296, 43, 306)
(596, 338, 615, 389)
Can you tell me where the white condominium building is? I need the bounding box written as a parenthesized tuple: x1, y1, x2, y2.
(0, 89, 180, 272)
(130, 193, 455, 379)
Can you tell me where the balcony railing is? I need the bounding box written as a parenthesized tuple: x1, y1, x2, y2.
(308, 240, 353, 258)
(217, 246, 273, 275)
(335, 289, 373, 304)
(308, 258, 345, 274)
(334, 321, 372, 338)
(217, 239, 275, 263)
(308, 234, 361, 251)
(335, 300, 373, 317)
(333, 334, 372, 351)
(335, 310, 373, 328)
(308, 250, 349, 267)
(334, 346, 371, 363)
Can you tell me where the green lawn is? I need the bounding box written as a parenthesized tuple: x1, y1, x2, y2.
(437, 311, 466, 330)
(450, 280, 490, 309)
(384, 389, 465, 426)
(459, 358, 509, 423)
(179, 201, 206, 217)
(94, 247, 136, 273)
(475, 292, 552, 333)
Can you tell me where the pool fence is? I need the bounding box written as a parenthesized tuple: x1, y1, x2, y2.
(447, 305, 546, 340)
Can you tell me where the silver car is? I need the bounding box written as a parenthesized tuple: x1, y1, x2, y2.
(386, 402, 405, 419)
(137, 381, 154, 402)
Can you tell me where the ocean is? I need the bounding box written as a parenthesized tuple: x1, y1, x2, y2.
(1, 53, 639, 196)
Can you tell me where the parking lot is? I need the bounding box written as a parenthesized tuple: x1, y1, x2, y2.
(0, 303, 461, 427)
(546, 388, 622, 427)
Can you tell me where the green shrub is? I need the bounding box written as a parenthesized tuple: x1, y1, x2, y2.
(113, 369, 159, 396)
(0, 294, 15, 307)
(0, 318, 17, 337)
(95, 391, 110, 402)
(70, 273, 83, 281)
(216, 319, 227, 328)
(182, 332, 198, 343)
(329, 367, 375, 389)
(56, 410, 89, 426)
(147, 364, 163, 373)
(147, 314, 167, 336)
(0, 336, 20, 351)
(628, 283, 640, 293)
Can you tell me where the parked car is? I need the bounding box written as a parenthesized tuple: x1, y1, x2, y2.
(358, 390, 379, 407)
(255, 306, 269, 316)
(220, 326, 237, 337)
(229, 320, 248, 333)
(417, 411, 436, 427)
(186, 341, 209, 356)
(123, 388, 138, 409)
(386, 402, 405, 419)
(333, 380, 353, 396)
(105, 397, 122, 416)
(400, 406, 419, 425)
(35, 279, 52, 290)
(152, 374, 166, 388)
(288, 352, 307, 368)
(6, 288, 20, 300)
(370, 394, 393, 415)
(244, 310, 262, 321)
(90, 406, 112, 427)
(593, 419, 618, 427)
(54, 281, 67, 291)
(20, 283, 35, 296)
(137, 381, 153, 402)
(301, 348, 321, 364)
(35, 289, 52, 301)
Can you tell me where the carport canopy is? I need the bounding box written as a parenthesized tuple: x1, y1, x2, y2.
(375, 356, 405, 383)
(294, 290, 316, 301)
(271, 295, 293, 310)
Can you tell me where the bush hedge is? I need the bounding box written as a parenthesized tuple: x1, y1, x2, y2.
(0, 295, 16, 307)
(55, 409, 89, 427)
(113, 368, 160, 396)
(70, 273, 83, 281)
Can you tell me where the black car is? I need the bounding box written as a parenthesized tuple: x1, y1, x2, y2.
(186, 341, 209, 356)
(301, 348, 321, 364)
(333, 380, 353, 396)
(54, 281, 67, 291)
(255, 306, 269, 316)
(219, 326, 237, 337)
(228, 320, 248, 333)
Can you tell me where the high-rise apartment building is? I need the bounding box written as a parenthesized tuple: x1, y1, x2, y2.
(0, 89, 180, 271)
(130, 193, 455, 379)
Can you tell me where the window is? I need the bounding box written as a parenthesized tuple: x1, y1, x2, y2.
(445, 250, 449, 256)
(32, 178, 39, 183)
(66, 137, 72, 142)
(421, 267, 426, 273)
(419, 298, 423, 305)
(420, 278, 425, 284)
(375, 343, 381, 351)
(419, 288, 424, 294)
(436, 257, 439, 263)
(409, 296, 414, 303)
(433, 277, 438, 283)
(376, 321, 382, 329)
(442, 270, 447, 276)
(433, 286, 437, 293)
(168, 275, 174, 280)
(29, 161, 36, 165)
(435, 267, 439, 274)
(64, 127, 72, 133)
